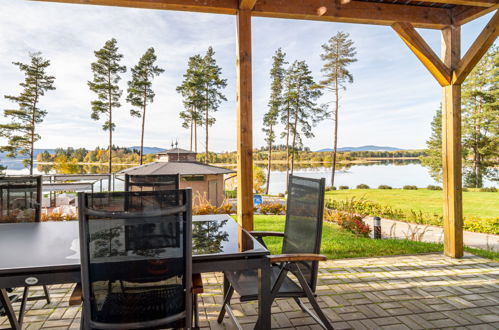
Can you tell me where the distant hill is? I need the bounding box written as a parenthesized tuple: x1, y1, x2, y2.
(316, 145, 404, 152)
(127, 146, 166, 155)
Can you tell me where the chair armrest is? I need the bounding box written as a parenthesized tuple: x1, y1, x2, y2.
(268, 254, 327, 263)
(250, 231, 285, 238)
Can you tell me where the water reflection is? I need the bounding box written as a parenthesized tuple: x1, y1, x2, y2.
(192, 219, 229, 254)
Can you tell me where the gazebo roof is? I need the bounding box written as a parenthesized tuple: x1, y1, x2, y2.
(157, 148, 196, 155)
(119, 161, 235, 176)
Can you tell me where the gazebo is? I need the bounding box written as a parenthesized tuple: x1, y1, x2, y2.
(35, 0, 498, 258)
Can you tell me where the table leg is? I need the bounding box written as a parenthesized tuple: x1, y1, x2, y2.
(0, 288, 21, 330)
(256, 257, 271, 330)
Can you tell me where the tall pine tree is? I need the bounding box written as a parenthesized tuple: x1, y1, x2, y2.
(127, 47, 164, 165)
(200, 47, 227, 163)
(1, 52, 55, 174)
(263, 48, 287, 194)
(318, 31, 357, 187)
(88, 38, 126, 188)
(462, 45, 498, 187)
(420, 106, 443, 182)
(177, 54, 204, 152)
(283, 60, 325, 177)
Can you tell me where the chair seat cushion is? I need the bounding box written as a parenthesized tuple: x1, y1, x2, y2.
(95, 284, 184, 324)
(225, 265, 304, 302)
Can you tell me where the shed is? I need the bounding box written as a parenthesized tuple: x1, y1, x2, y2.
(119, 148, 235, 206)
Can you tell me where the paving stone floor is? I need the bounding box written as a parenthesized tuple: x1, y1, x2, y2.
(1, 253, 498, 329)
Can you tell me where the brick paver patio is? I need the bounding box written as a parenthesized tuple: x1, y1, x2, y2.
(1, 253, 498, 329)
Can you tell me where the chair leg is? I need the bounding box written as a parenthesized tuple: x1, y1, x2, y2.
(43, 285, 51, 304)
(193, 294, 200, 330)
(294, 297, 308, 313)
(217, 284, 234, 323)
(293, 265, 334, 330)
(18, 286, 30, 325)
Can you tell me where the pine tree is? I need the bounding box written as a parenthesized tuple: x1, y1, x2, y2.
(177, 54, 204, 152)
(420, 106, 443, 182)
(88, 38, 126, 189)
(200, 47, 227, 163)
(462, 46, 498, 187)
(318, 31, 357, 187)
(0, 52, 55, 174)
(127, 47, 164, 165)
(282, 60, 325, 177)
(263, 48, 287, 194)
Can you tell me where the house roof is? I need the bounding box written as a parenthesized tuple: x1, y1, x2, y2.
(157, 148, 196, 155)
(118, 161, 236, 176)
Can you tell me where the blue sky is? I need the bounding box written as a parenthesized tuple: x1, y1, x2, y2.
(0, 0, 494, 152)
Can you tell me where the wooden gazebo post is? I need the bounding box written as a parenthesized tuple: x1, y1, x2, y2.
(236, 0, 256, 230)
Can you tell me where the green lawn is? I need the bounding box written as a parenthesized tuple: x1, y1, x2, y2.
(325, 189, 499, 219)
(250, 215, 499, 261)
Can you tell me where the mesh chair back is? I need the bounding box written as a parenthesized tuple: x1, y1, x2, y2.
(0, 176, 41, 223)
(78, 189, 192, 329)
(124, 174, 179, 192)
(282, 175, 325, 291)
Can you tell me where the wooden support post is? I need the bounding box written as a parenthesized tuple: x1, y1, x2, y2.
(441, 25, 463, 258)
(236, 8, 254, 231)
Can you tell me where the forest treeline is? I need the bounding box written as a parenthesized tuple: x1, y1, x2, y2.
(36, 146, 424, 165)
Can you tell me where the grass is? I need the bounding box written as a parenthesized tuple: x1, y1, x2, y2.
(252, 215, 443, 259)
(249, 215, 499, 261)
(325, 189, 498, 219)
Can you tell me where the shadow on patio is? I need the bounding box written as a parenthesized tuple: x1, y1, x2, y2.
(1, 253, 497, 330)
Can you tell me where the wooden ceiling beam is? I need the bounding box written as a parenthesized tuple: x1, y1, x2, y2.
(452, 4, 498, 24)
(239, 0, 257, 10)
(252, 0, 452, 29)
(32, 0, 238, 15)
(419, 0, 497, 8)
(34, 0, 452, 29)
(454, 10, 499, 83)
(392, 22, 451, 86)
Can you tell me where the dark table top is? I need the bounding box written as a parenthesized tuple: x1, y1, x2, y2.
(0, 214, 268, 276)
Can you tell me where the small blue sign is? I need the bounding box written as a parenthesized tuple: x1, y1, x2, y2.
(253, 194, 263, 206)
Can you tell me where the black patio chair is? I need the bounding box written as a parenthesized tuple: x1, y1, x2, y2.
(0, 175, 50, 324)
(78, 189, 192, 329)
(217, 175, 333, 330)
(124, 174, 180, 192)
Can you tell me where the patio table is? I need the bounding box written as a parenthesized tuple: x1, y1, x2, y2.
(0, 214, 271, 330)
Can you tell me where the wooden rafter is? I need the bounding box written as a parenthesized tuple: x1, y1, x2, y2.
(454, 10, 499, 83)
(33, 0, 238, 14)
(452, 4, 499, 24)
(253, 0, 452, 29)
(419, 0, 497, 7)
(240, 0, 257, 10)
(392, 22, 451, 86)
(34, 0, 453, 29)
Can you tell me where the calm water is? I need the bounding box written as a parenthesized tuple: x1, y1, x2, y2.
(4, 160, 493, 195)
(265, 162, 440, 195)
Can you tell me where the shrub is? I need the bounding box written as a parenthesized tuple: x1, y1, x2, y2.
(403, 185, 418, 190)
(339, 185, 349, 190)
(325, 186, 336, 191)
(427, 185, 442, 190)
(278, 193, 285, 197)
(324, 209, 370, 237)
(479, 187, 497, 192)
(218, 201, 234, 214)
(356, 184, 370, 189)
(378, 185, 392, 189)
(192, 192, 219, 215)
(225, 190, 236, 199)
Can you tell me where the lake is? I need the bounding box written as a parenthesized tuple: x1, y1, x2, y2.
(3, 159, 494, 195)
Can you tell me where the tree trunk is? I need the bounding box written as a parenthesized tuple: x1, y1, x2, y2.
(331, 48, 340, 188)
(108, 72, 113, 191)
(290, 105, 299, 175)
(205, 103, 209, 164)
(29, 74, 39, 176)
(285, 106, 290, 189)
(194, 118, 197, 153)
(189, 113, 193, 151)
(139, 104, 146, 165)
(265, 124, 273, 195)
